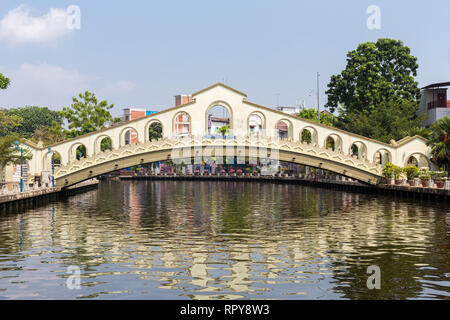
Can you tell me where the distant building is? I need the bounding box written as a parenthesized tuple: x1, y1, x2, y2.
(418, 82, 450, 127)
(276, 105, 301, 115)
(207, 116, 230, 135)
(123, 108, 158, 144)
(175, 94, 192, 106)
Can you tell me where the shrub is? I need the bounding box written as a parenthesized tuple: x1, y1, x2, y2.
(383, 163, 402, 179)
(403, 166, 420, 180)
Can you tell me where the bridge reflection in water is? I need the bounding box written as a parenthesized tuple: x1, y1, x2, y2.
(0, 180, 448, 300)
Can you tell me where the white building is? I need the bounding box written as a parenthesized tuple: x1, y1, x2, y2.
(418, 82, 450, 127)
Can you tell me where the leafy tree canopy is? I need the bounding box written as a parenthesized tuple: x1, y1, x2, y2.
(0, 135, 33, 168)
(6, 106, 62, 139)
(59, 91, 121, 138)
(0, 73, 10, 90)
(296, 108, 337, 127)
(338, 99, 425, 143)
(427, 116, 450, 170)
(326, 39, 420, 115)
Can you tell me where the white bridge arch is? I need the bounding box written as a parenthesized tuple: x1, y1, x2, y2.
(21, 83, 433, 187)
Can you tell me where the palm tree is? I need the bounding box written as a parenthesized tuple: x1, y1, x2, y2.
(427, 116, 450, 171)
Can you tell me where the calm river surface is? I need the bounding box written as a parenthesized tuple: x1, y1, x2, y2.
(0, 180, 449, 300)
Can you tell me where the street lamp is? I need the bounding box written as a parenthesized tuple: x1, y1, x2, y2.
(48, 146, 55, 187)
(14, 141, 23, 192)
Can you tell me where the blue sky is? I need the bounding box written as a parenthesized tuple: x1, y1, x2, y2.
(0, 0, 449, 117)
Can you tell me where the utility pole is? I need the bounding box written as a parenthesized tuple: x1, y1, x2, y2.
(317, 72, 320, 124)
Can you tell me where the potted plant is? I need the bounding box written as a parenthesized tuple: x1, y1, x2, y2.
(220, 169, 226, 176)
(236, 169, 243, 176)
(382, 163, 402, 185)
(419, 173, 431, 187)
(194, 169, 200, 176)
(403, 165, 419, 186)
(229, 169, 235, 176)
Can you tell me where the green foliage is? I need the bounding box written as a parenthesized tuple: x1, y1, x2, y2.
(382, 163, 402, 179)
(301, 129, 312, 144)
(297, 108, 337, 127)
(5, 106, 62, 139)
(402, 165, 420, 180)
(427, 116, 450, 169)
(59, 91, 120, 138)
(76, 145, 87, 160)
(0, 110, 23, 137)
(406, 127, 431, 140)
(326, 39, 422, 142)
(100, 137, 112, 152)
(336, 99, 426, 143)
(217, 125, 230, 136)
(148, 122, 162, 141)
(326, 39, 420, 114)
(0, 73, 10, 90)
(0, 136, 33, 168)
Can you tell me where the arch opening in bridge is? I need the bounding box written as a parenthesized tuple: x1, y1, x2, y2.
(324, 134, 343, 152)
(43, 151, 62, 171)
(173, 111, 191, 138)
(146, 120, 163, 141)
(373, 149, 391, 165)
(121, 127, 139, 146)
(349, 141, 367, 160)
(248, 112, 265, 137)
(300, 126, 318, 145)
(275, 119, 292, 140)
(94, 135, 113, 154)
(206, 104, 231, 136)
(406, 153, 430, 169)
(69, 143, 87, 162)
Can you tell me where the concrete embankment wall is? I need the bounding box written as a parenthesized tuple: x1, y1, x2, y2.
(0, 180, 99, 213)
(120, 175, 450, 202)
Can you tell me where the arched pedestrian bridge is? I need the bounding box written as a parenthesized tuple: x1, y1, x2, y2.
(22, 83, 433, 187)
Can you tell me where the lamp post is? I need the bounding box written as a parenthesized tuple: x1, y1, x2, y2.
(48, 146, 55, 187)
(14, 141, 23, 192)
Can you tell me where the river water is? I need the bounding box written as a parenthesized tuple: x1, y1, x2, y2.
(0, 180, 449, 300)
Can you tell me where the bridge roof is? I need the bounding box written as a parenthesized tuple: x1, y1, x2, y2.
(192, 82, 247, 97)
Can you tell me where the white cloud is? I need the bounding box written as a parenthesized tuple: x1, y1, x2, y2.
(0, 63, 136, 110)
(0, 5, 73, 45)
(0, 63, 89, 108)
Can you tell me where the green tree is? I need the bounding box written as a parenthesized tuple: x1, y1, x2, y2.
(217, 125, 230, 136)
(427, 116, 450, 170)
(0, 110, 22, 137)
(0, 136, 33, 168)
(337, 99, 426, 143)
(148, 122, 162, 141)
(326, 39, 420, 114)
(0, 73, 10, 90)
(297, 108, 337, 127)
(326, 39, 422, 139)
(6, 106, 62, 139)
(59, 91, 120, 138)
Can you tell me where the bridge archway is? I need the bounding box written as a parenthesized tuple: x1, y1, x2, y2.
(94, 135, 113, 154)
(373, 148, 392, 165)
(69, 142, 87, 162)
(43, 150, 62, 171)
(324, 134, 343, 152)
(300, 126, 318, 145)
(406, 153, 430, 169)
(173, 111, 191, 138)
(247, 112, 265, 137)
(120, 127, 139, 146)
(206, 102, 232, 135)
(145, 120, 163, 142)
(349, 141, 368, 160)
(275, 119, 292, 140)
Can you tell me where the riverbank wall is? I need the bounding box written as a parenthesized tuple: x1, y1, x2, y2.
(119, 174, 450, 202)
(0, 179, 99, 213)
